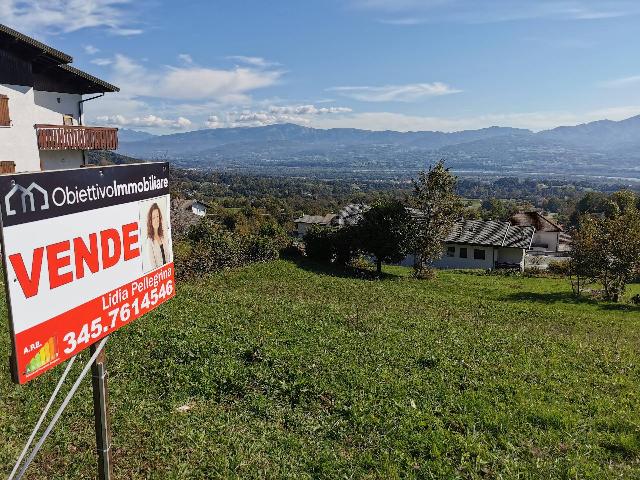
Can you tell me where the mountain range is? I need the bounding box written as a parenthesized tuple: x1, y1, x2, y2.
(116, 116, 640, 181)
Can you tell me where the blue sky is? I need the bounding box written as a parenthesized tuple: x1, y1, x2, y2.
(4, 0, 640, 133)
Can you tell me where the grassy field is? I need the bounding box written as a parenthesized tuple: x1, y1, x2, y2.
(1, 260, 639, 479)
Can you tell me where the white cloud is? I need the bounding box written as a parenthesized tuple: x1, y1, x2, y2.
(0, 0, 143, 36)
(233, 111, 292, 126)
(205, 115, 222, 128)
(329, 82, 461, 102)
(91, 58, 113, 66)
(268, 105, 352, 115)
(178, 54, 194, 65)
(84, 44, 100, 55)
(227, 56, 278, 68)
(203, 104, 353, 129)
(161, 67, 281, 101)
(105, 54, 283, 103)
(350, 0, 640, 24)
(601, 75, 640, 88)
(97, 114, 192, 129)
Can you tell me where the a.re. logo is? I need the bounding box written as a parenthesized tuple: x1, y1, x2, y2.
(5, 182, 49, 216)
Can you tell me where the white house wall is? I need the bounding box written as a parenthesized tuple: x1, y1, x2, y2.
(40, 150, 84, 171)
(496, 247, 526, 269)
(35, 90, 84, 171)
(401, 244, 497, 270)
(402, 245, 525, 271)
(0, 84, 41, 172)
(0, 86, 84, 172)
(433, 244, 495, 270)
(531, 231, 559, 252)
(191, 204, 206, 216)
(33, 90, 81, 125)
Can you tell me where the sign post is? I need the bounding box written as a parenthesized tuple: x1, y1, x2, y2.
(90, 342, 113, 480)
(0, 163, 175, 477)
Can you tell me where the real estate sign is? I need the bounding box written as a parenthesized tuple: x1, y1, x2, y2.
(0, 163, 175, 384)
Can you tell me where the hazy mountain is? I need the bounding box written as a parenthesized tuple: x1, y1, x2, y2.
(116, 116, 640, 180)
(117, 129, 156, 143)
(117, 123, 529, 158)
(538, 115, 640, 151)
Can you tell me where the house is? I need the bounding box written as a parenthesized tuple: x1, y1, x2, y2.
(510, 211, 571, 253)
(402, 219, 535, 272)
(332, 203, 369, 227)
(294, 204, 370, 237)
(0, 24, 119, 173)
(293, 214, 337, 237)
(180, 199, 210, 216)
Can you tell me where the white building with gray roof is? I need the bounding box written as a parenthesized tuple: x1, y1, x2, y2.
(402, 219, 535, 272)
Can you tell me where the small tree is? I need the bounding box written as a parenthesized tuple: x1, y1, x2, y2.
(357, 199, 410, 274)
(569, 215, 603, 296)
(410, 161, 463, 277)
(599, 211, 640, 301)
(570, 191, 640, 301)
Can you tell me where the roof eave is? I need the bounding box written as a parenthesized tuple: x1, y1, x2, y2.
(0, 24, 73, 64)
(58, 64, 119, 93)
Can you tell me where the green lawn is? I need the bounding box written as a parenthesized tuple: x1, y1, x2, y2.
(1, 260, 639, 479)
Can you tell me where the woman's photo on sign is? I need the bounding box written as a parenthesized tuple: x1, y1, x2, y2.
(140, 197, 172, 273)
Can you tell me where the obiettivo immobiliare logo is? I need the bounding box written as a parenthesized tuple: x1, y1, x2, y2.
(4, 182, 49, 216)
(4, 175, 168, 216)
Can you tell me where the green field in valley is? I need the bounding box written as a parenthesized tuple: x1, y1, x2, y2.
(1, 260, 639, 479)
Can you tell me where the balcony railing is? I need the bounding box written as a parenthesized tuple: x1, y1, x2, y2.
(35, 124, 119, 151)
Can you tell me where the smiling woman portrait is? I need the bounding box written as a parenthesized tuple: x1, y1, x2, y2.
(144, 201, 171, 270)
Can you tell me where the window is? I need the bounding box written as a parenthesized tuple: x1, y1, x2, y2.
(0, 95, 10, 127)
(63, 114, 74, 126)
(446, 246, 455, 257)
(459, 247, 467, 258)
(474, 249, 486, 260)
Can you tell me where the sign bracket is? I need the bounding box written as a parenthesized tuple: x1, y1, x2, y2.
(90, 341, 113, 480)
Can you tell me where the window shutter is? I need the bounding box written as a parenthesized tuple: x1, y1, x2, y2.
(0, 161, 16, 174)
(0, 95, 10, 127)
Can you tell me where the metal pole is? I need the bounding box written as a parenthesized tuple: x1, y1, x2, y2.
(90, 340, 113, 480)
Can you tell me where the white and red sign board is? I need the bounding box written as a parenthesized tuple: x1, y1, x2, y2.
(0, 163, 175, 384)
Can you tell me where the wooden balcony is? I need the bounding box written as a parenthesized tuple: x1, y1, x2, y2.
(35, 124, 118, 150)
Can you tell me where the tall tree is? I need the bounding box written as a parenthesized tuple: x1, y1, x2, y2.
(410, 161, 463, 277)
(357, 199, 410, 274)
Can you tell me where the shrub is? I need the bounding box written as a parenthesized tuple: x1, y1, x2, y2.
(176, 219, 284, 279)
(243, 235, 280, 263)
(303, 225, 360, 266)
(332, 225, 360, 266)
(258, 221, 291, 252)
(304, 226, 335, 262)
(348, 255, 374, 271)
(548, 259, 571, 276)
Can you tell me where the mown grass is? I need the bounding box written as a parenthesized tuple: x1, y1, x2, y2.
(1, 260, 639, 479)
